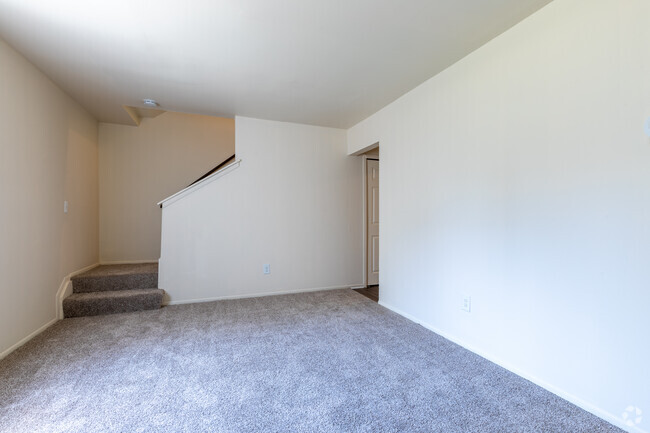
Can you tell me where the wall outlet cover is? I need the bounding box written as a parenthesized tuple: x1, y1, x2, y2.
(462, 295, 471, 313)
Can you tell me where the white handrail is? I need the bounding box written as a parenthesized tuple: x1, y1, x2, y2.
(158, 159, 242, 208)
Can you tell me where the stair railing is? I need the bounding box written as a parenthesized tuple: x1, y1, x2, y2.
(158, 154, 241, 208)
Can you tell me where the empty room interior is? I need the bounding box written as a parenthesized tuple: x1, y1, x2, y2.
(1, 0, 648, 432)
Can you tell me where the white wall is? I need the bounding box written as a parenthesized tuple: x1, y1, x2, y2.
(99, 113, 234, 262)
(0, 38, 99, 356)
(159, 116, 362, 303)
(348, 0, 649, 431)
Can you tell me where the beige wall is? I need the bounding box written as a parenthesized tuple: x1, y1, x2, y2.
(99, 113, 234, 262)
(348, 0, 649, 430)
(0, 38, 99, 357)
(159, 116, 362, 303)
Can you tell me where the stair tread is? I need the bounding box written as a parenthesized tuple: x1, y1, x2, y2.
(65, 288, 163, 300)
(71, 264, 159, 293)
(72, 263, 158, 280)
(63, 289, 164, 318)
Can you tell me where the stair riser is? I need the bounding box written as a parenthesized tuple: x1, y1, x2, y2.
(72, 274, 158, 293)
(63, 293, 163, 318)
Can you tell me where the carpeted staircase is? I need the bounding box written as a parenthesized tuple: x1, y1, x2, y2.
(63, 263, 164, 318)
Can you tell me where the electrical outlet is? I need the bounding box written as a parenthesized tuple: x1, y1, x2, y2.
(462, 295, 471, 313)
(263, 264, 270, 274)
(63, 201, 69, 214)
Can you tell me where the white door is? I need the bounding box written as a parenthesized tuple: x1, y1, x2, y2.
(366, 159, 379, 285)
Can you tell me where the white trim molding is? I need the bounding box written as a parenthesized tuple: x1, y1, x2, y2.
(164, 285, 357, 306)
(56, 262, 100, 319)
(378, 300, 647, 433)
(1, 262, 99, 360)
(360, 153, 380, 288)
(0, 318, 58, 360)
(158, 159, 242, 208)
(360, 155, 368, 288)
(99, 259, 159, 265)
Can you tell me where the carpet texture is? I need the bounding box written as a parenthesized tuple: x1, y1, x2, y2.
(63, 263, 162, 318)
(0, 290, 622, 433)
(62, 289, 165, 318)
(70, 263, 159, 293)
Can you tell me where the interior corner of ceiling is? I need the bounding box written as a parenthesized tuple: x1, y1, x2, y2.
(350, 141, 379, 156)
(121, 105, 141, 126)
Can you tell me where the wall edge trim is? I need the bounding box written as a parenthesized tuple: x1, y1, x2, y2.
(0, 318, 58, 361)
(56, 262, 100, 319)
(164, 285, 358, 306)
(377, 300, 645, 433)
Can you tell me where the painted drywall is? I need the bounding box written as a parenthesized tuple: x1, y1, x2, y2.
(0, 38, 99, 356)
(159, 116, 362, 303)
(348, 0, 650, 431)
(98, 112, 234, 262)
(0, 0, 553, 127)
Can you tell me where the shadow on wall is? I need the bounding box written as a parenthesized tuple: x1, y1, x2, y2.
(158, 116, 364, 305)
(98, 112, 235, 263)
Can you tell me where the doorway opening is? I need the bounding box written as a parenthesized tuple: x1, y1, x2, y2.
(354, 144, 379, 302)
(366, 157, 379, 286)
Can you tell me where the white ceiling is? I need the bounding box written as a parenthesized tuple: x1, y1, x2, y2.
(0, 0, 553, 128)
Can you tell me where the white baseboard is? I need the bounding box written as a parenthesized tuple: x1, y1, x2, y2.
(99, 259, 159, 265)
(164, 285, 355, 306)
(56, 262, 100, 319)
(0, 318, 59, 360)
(378, 300, 646, 433)
(2, 263, 99, 360)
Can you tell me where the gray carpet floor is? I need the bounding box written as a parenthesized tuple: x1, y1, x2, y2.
(0, 290, 622, 433)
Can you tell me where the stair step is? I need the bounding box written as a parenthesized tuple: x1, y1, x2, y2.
(63, 289, 164, 318)
(72, 263, 158, 293)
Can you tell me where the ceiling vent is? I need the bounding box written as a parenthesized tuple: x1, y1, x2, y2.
(142, 99, 159, 108)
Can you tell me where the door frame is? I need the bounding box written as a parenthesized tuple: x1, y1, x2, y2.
(361, 154, 379, 288)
